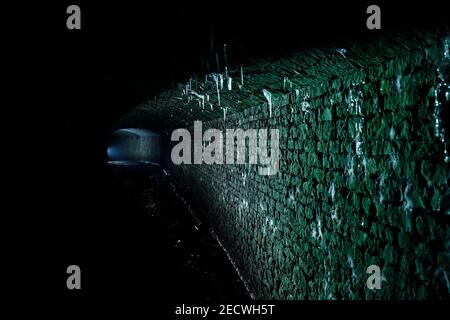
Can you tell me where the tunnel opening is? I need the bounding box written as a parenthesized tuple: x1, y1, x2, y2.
(107, 128, 161, 166)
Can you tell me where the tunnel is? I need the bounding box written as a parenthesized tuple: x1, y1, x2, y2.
(107, 128, 161, 164)
(5, 2, 450, 316)
(107, 28, 450, 300)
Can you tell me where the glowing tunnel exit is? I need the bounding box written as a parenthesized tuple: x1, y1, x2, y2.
(107, 128, 161, 165)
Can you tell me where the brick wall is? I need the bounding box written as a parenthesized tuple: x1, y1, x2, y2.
(166, 34, 449, 300)
(119, 30, 450, 299)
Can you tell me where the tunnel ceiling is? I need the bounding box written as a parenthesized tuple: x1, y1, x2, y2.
(114, 128, 159, 137)
(114, 29, 444, 132)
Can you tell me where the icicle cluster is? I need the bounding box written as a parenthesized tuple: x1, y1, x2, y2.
(262, 89, 272, 117)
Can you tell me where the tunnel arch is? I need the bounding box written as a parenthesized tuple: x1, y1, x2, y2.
(107, 128, 161, 164)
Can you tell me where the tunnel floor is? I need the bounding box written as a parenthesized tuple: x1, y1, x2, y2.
(108, 162, 250, 302)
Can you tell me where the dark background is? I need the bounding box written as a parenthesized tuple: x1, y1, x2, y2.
(1, 0, 449, 314)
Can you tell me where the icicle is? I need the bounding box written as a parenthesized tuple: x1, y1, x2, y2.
(225, 66, 228, 78)
(223, 44, 228, 75)
(223, 107, 227, 121)
(240, 66, 244, 86)
(262, 89, 272, 117)
(227, 77, 232, 91)
(213, 74, 221, 106)
(219, 73, 224, 90)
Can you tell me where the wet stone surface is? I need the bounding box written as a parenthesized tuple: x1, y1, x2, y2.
(110, 163, 250, 302)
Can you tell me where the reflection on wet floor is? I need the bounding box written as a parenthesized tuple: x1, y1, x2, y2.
(109, 162, 250, 302)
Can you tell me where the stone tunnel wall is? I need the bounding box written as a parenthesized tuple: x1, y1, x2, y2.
(164, 35, 450, 299)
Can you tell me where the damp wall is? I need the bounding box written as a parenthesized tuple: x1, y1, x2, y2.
(164, 32, 450, 299)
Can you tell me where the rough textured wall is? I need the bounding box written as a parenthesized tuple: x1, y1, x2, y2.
(168, 35, 449, 300)
(120, 30, 450, 299)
